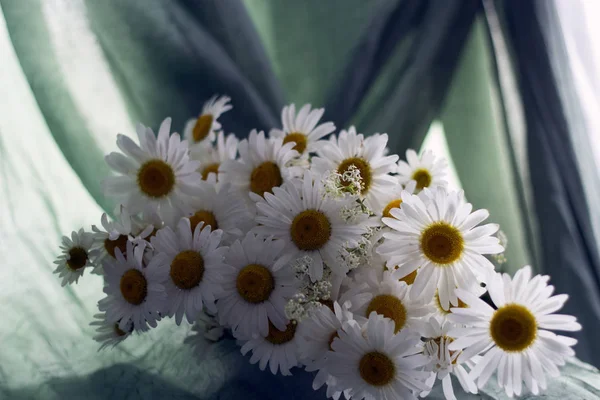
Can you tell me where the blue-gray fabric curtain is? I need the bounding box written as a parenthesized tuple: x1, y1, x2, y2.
(489, 0, 600, 366)
(2, 0, 600, 398)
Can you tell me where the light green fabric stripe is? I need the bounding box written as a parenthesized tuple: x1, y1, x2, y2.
(441, 18, 534, 273)
(0, 0, 119, 213)
(0, 1, 108, 388)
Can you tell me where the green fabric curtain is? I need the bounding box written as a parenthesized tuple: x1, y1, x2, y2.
(441, 17, 536, 274)
(1, 0, 600, 398)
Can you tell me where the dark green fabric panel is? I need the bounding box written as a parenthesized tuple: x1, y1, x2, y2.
(338, 0, 481, 153)
(441, 18, 533, 273)
(83, 0, 282, 136)
(245, 0, 395, 106)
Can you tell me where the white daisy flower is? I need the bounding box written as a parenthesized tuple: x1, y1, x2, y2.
(297, 301, 353, 398)
(98, 241, 168, 331)
(53, 228, 96, 286)
(326, 313, 430, 400)
(418, 316, 478, 400)
(432, 284, 486, 318)
(252, 170, 367, 280)
(238, 320, 301, 376)
(190, 131, 239, 182)
(216, 233, 297, 337)
(184, 95, 232, 146)
(351, 269, 434, 332)
(91, 206, 154, 274)
(311, 126, 398, 209)
(269, 103, 335, 156)
(377, 186, 504, 311)
(448, 266, 582, 398)
(90, 313, 133, 351)
(375, 179, 417, 221)
(220, 129, 300, 200)
(184, 181, 254, 245)
(102, 118, 202, 223)
(347, 248, 419, 289)
(397, 149, 448, 192)
(150, 218, 229, 325)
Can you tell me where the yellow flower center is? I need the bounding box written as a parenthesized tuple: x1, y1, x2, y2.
(67, 247, 88, 270)
(384, 264, 418, 285)
(201, 163, 220, 180)
(337, 157, 372, 194)
(411, 168, 432, 190)
(420, 222, 464, 265)
(283, 132, 308, 154)
(120, 269, 147, 305)
(104, 235, 129, 259)
(429, 336, 459, 364)
(189, 210, 218, 233)
(320, 299, 335, 311)
(114, 324, 129, 337)
(366, 294, 407, 333)
(328, 331, 339, 351)
(137, 160, 176, 198)
(400, 269, 418, 285)
(170, 250, 205, 290)
(359, 351, 396, 386)
(265, 321, 296, 345)
(382, 199, 403, 219)
(490, 304, 537, 352)
(435, 291, 468, 314)
(236, 264, 274, 303)
(290, 209, 332, 251)
(250, 161, 283, 196)
(193, 114, 213, 142)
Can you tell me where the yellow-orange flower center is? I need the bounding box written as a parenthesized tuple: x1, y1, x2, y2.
(290, 209, 332, 251)
(382, 199, 403, 219)
(114, 324, 129, 337)
(104, 235, 129, 259)
(400, 269, 418, 285)
(283, 132, 308, 154)
(359, 351, 396, 386)
(366, 294, 407, 333)
(170, 250, 205, 290)
(120, 269, 147, 305)
(193, 114, 213, 142)
(337, 157, 372, 194)
(490, 303, 537, 352)
(236, 264, 274, 304)
(384, 264, 418, 285)
(250, 161, 283, 196)
(67, 247, 88, 270)
(137, 159, 176, 198)
(320, 299, 335, 311)
(428, 336, 459, 364)
(435, 291, 468, 314)
(189, 210, 218, 233)
(411, 168, 432, 190)
(420, 222, 464, 265)
(201, 163, 220, 180)
(265, 321, 296, 345)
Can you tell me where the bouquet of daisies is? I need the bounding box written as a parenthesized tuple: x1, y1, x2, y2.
(54, 96, 581, 400)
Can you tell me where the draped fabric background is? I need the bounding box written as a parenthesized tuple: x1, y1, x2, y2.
(1, 0, 600, 398)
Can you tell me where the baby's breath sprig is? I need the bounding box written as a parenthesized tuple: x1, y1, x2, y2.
(285, 257, 333, 322)
(323, 165, 363, 198)
(491, 230, 508, 265)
